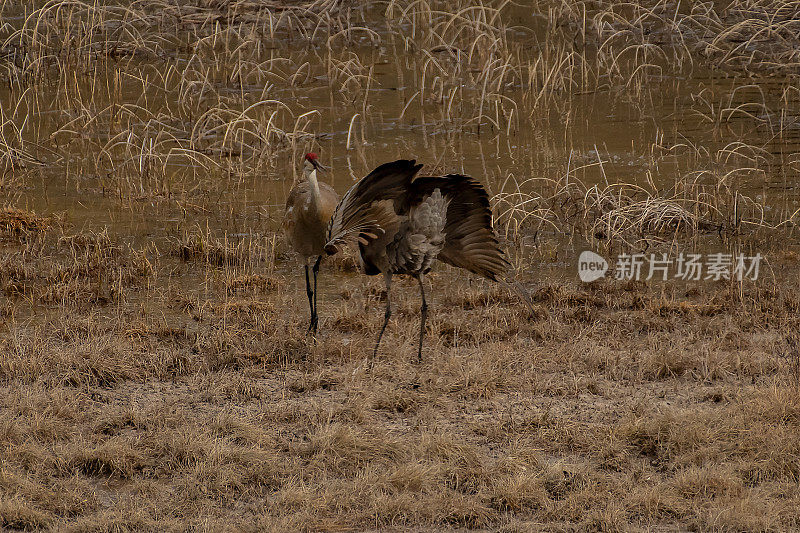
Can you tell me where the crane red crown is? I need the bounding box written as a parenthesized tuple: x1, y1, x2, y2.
(304, 153, 319, 162)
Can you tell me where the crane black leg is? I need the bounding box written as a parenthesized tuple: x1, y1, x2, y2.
(305, 262, 315, 334)
(416, 274, 428, 363)
(373, 274, 392, 360)
(311, 255, 322, 334)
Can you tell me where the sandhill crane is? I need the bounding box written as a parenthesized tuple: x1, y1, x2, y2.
(282, 153, 339, 334)
(324, 159, 510, 361)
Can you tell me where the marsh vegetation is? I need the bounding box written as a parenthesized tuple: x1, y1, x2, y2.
(1, 0, 800, 530)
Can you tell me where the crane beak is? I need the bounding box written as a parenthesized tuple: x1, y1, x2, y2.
(312, 160, 328, 172)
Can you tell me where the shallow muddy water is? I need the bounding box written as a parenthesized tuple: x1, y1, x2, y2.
(2, 0, 800, 285)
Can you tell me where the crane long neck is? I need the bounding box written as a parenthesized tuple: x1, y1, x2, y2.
(305, 164, 322, 213)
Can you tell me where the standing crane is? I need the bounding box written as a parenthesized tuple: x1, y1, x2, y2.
(324, 159, 510, 361)
(282, 153, 339, 334)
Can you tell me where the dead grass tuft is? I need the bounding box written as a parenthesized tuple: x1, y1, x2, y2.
(0, 207, 52, 235)
(0, 499, 52, 531)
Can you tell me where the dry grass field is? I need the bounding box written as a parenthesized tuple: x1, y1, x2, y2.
(2, 0, 800, 531)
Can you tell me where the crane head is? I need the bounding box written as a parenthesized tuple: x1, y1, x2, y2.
(304, 152, 327, 172)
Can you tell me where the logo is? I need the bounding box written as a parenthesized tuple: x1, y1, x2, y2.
(576, 251, 762, 282)
(578, 250, 608, 282)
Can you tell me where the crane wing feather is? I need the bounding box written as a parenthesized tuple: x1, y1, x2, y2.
(407, 175, 509, 281)
(325, 161, 508, 281)
(325, 160, 423, 254)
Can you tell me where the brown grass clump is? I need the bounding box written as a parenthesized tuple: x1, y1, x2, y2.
(0, 207, 51, 235)
(3, 218, 800, 529)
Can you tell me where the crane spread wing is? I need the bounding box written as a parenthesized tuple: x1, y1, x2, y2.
(406, 175, 509, 281)
(325, 160, 423, 254)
